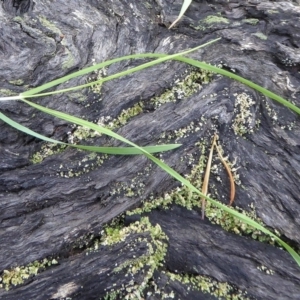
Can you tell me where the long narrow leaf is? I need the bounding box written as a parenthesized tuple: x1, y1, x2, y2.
(19, 38, 221, 98)
(19, 50, 300, 116)
(0, 111, 181, 155)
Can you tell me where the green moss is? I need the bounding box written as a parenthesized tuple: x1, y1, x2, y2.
(58, 153, 108, 178)
(267, 10, 279, 14)
(243, 18, 259, 25)
(232, 92, 258, 136)
(166, 272, 251, 299)
(62, 48, 75, 70)
(38, 15, 62, 36)
(193, 14, 229, 30)
(86, 137, 278, 298)
(108, 102, 144, 129)
(71, 126, 101, 141)
(160, 116, 208, 143)
(0, 89, 17, 96)
(128, 141, 207, 215)
(150, 69, 212, 108)
(252, 32, 268, 40)
(90, 217, 168, 299)
(8, 79, 24, 86)
(38, 16, 75, 70)
(0, 258, 58, 290)
(97, 198, 259, 299)
(109, 163, 152, 198)
(31, 143, 67, 164)
(88, 67, 107, 95)
(205, 201, 277, 244)
(67, 92, 88, 103)
(203, 15, 230, 25)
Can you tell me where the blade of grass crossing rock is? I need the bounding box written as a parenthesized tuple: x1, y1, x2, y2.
(0, 111, 181, 155)
(20, 38, 221, 99)
(20, 50, 300, 116)
(21, 98, 300, 267)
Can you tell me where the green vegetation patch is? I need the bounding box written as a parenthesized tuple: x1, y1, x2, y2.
(31, 143, 67, 164)
(166, 272, 251, 299)
(109, 163, 152, 198)
(90, 217, 168, 299)
(232, 92, 259, 136)
(203, 15, 230, 25)
(150, 68, 212, 108)
(0, 258, 58, 290)
(243, 19, 259, 26)
(252, 32, 268, 40)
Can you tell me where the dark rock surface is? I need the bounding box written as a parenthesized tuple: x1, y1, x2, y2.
(0, 0, 300, 299)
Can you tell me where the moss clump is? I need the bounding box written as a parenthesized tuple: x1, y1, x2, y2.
(193, 15, 230, 30)
(0, 89, 17, 96)
(205, 201, 278, 244)
(67, 91, 88, 103)
(232, 92, 258, 136)
(89, 67, 107, 95)
(61, 39, 75, 70)
(243, 19, 259, 25)
(31, 143, 67, 164)
(8, 79, 24, 86)
(160, 117, 207, 143)
(38, 15, 63, 37)
(166, 272, 251, 299)
(107, 102, 144, 129)
(203, 15, 230, 25)
(150, 69, 212, 108)
(109, 163, 152, 198)
(252, 32, 268, 40)
(90, 217, 168, 299)
(0, 258, 58, 290)
(58, 152, 108, 178)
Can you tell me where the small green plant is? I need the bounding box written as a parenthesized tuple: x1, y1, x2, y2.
(0, 39, 300, 267)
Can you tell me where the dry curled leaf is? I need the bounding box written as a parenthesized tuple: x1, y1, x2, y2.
(201, 134, 217, 219)
(201, 134, 236, 219)
(214, 136, 236, 206)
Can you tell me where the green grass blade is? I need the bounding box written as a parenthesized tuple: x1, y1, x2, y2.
(169, 0, 193, 29)
(0, 111, 181, 155)
(20, 38, 221, 98)
(177, 57, 300, 115)
(20, 48, 300, 116)
(20, 55, 140, 97)
(21, 98, 300, 267)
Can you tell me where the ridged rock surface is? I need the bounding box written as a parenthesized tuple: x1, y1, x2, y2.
(0, 0, 300, 299)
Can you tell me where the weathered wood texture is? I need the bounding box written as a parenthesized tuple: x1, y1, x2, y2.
(0, 0, 300, 299)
